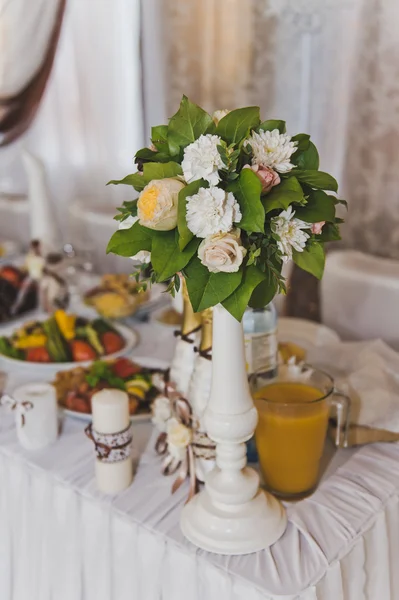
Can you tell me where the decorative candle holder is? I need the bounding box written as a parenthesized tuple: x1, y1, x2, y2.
(169, 279, 201, 397)
(87, 389, 133, 494)
(181, 304, 287, 555)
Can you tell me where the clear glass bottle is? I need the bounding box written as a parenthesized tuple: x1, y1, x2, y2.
(243, 303, 278, 379)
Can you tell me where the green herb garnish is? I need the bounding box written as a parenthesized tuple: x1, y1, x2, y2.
(85, 361, 126, 390)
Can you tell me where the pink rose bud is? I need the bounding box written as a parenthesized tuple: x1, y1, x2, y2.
(243, 164, 280, 193)
(311, 221, 325, 235)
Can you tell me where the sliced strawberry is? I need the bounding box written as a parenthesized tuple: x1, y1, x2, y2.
(112, 357, 141, 379)
(101, 331, 125, 355)
(25, 347, 51, 362)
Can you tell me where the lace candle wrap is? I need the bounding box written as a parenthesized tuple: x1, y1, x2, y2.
(90, 389, 133, 494)
(12, 382, 58, 450)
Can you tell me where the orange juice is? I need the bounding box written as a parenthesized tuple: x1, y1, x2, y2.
(254, 382, 329, 497)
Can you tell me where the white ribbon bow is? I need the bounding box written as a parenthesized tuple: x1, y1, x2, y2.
(0, 394, 33, 427)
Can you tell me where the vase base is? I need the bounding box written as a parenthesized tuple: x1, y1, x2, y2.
(180, 488, 287, 555)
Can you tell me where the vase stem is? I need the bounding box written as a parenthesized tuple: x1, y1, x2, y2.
(181, 304, 287, 555)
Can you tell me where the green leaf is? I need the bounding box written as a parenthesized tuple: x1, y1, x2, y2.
(295, 189, 336, 223)
(291, 133, 310, 152)
(222, 265, 267, 321)
(257, 119, 286, 134)
(167, 95, 213, 153)
(151, 231, 199, 282)
(184, 257, 243, 312)
(177, 179, 207, 250)
(142, 161, 182, 183)
(334, 198, 348, 209)
(107, 173, 146, 192)
(151, 125, 169, 151)
(106, 221, 152, 257)
(293, 243, 325, 280)
(263, 177, 304, 213)
(318, 223, 341, 242)
(216, 107, 260, 144)
(292, 141, 319, 170)
(229, 168, 264, 233)
(248, 275, 279, 309)
(135, 147, 172, 164)
(294, 170, 338, 192)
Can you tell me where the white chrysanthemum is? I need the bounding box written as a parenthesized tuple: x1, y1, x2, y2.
(118, 216, 151, 264)
(245, 129, 297, 173)
(181, 134, 224, 185)
(271, 206, 310, 262)
(186, 186, 242, 238)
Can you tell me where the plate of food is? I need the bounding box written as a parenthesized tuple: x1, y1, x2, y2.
(0, 309, 138, 369)
(84, 273, 150, 319)
(53, 356, 168, 422)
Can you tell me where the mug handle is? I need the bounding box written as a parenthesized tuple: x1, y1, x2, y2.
(330, 389, 351, 448)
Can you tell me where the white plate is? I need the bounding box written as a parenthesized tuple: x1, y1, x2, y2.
(61, 356, 169, 423)
(278, 317, 340, 351)
(0, 323, 139, 372)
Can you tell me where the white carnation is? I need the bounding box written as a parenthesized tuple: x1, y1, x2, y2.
(271, 206, 310, 262)
(118, 216, 151, 264)
(246, 129, 297, 173)
(182, 134, 224, 185)
(186, 186, 242, 238)
(151, 395, 172, 432)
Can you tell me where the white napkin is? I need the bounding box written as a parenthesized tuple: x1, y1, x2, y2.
(307, 339, 399, 432)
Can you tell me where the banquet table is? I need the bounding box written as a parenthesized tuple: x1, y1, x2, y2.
(1, 318, 399, 600)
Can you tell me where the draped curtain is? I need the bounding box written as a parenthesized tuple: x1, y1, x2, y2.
(0, 0, 144, 239)
(0, 0, 65, 146)
(162, 0, 399, 259)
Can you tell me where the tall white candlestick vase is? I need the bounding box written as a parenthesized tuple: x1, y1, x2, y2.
(181, 304, 287, 555)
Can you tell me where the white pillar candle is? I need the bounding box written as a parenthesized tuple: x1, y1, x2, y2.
(90, 389, 133, 494)
(12, 382, 58, 450)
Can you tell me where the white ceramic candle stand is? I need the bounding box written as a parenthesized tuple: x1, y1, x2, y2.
(181, 304, 287, 555)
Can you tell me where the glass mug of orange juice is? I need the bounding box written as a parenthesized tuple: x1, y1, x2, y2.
(252, 365, 350, 499)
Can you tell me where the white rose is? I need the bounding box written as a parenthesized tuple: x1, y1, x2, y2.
(151, 395, 172, 432)
(212, 109, 230, 125)
(167, 417, 192, 461)
(137, 178, 185, 231)
(186, 186, 242, 238)
(118, 216, 151, 263)
(198, 228, 247, 273)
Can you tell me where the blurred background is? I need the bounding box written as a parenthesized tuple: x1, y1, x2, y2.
(0, 0, 398, 340)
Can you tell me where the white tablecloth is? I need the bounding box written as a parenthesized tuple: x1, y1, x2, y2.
(1, 321, 399, 600)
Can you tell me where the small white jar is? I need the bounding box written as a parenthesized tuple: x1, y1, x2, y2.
(12, 382, 58, 450)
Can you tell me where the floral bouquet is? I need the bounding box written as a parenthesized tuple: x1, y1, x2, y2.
(107, 96, 346, 321)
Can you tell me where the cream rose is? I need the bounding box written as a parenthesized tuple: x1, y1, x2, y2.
(137, 178, 185, 231)
(212, 109, 230, 125)
(167, 417, 192, 461)
(198, 229, 247, 273)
